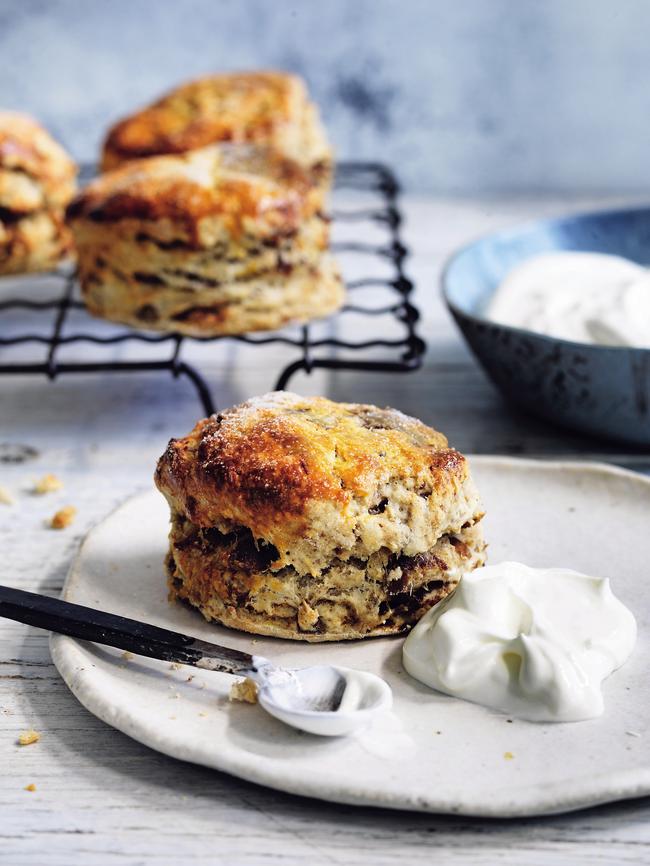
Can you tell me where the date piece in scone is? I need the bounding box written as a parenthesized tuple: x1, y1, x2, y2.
(155, 392, 486, 642)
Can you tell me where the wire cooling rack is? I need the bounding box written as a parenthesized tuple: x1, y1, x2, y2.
(0, 162, 425, 415)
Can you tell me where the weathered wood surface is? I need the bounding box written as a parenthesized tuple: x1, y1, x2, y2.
(1, 195, 649, 865)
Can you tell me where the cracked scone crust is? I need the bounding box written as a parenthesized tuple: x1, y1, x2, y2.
(101, 71, 331, 182)
(0, 112, 77, 275)
(155, 392, 486, 641)
(67, 145, 344, 335)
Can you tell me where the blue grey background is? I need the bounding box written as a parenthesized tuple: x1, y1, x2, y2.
(1, 0, 649, 194)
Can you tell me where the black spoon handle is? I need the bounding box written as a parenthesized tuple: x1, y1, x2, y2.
(0, 583, 254, 675)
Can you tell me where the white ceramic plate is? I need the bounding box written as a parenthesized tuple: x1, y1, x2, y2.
(51, 457, 650, 817)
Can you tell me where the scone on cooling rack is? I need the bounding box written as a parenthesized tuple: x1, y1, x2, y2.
(0, 112, 77, 275)
(66, 144, 344, 336)
(155, 392, 486, 642)
(101, 71, 331, 184)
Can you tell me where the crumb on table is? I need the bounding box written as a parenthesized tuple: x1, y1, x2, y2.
(49, 505, 77, 529)
(18, 730, 40, 746)
(0, 484, 14, 505)
(33, 473, 63, 495)
(229, 677, 259, 704)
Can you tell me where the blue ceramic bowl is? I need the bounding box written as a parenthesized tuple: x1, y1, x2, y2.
(442, 206, 650, 446)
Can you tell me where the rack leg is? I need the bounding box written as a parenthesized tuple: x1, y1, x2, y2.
(274, 359, 309, 391)
(175, 362, 216, 416)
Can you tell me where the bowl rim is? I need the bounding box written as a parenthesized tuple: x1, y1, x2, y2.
(440, 203, 650, 357)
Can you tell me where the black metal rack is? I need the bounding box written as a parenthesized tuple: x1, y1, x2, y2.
(0, 162, 425, 416)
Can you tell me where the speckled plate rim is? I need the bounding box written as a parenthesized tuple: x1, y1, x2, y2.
(50, 456, 650, 818)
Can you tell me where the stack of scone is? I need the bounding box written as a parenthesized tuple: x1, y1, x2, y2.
(0, 72, 340, 336)
(0, 112, 76, 275)
(67, 144, 343, 335)
(155, 392, 486, 641)
(100, 71, 331, 184)
(67, 70, 343, 336)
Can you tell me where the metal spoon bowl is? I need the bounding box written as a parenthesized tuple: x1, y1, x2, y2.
(252, 662, 393, 736)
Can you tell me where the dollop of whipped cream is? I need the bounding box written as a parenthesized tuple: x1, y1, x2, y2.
(486, 251, 650, 347)
(402, 562, 636, 722)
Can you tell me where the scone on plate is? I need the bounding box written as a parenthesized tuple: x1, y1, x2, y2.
(155, 392, 486, 642)
(0, 111, 77, 275)
(101, 71, 331, 184)
(67, 145, 344, 336)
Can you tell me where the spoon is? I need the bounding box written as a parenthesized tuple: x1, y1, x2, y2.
(0, 584, 392, 736)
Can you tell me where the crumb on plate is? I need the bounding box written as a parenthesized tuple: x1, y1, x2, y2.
(18, 730, 40, 746)
(33, 473, 63, 495)
(0, 484, 14, 505)
(121, 651, 134, 661)
(24, 783, 36, 792)
(503, 751, 514, 760)
(49, 505, 77, 529)
(229, 677, 259, 704)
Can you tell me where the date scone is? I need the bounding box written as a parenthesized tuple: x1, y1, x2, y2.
(155, 392, 486, 642)
(0, 112, 76, 275)
(101, 71, 331, 183)
(67, 145, 344, 336)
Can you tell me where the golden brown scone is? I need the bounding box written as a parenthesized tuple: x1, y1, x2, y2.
(0, 112, 76, 211)
(0, 111, 77, 275)
(155, 393, 486, 641)
(101, 71, 331, 183)
(68, 145, 343, 335)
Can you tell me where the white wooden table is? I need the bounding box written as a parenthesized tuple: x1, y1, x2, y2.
(2, 195, 650, 865)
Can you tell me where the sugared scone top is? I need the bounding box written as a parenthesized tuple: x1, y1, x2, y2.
(101, 71, 331, 173)
(0, 111, 77, 212)
(67, 145, 324, 249)
(155, 392, 483, 577)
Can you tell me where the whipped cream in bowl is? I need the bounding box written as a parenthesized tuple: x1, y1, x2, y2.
(402, 562, 636, 722)
(485, 251, 650, 348)
(441, 209, 650, 445)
